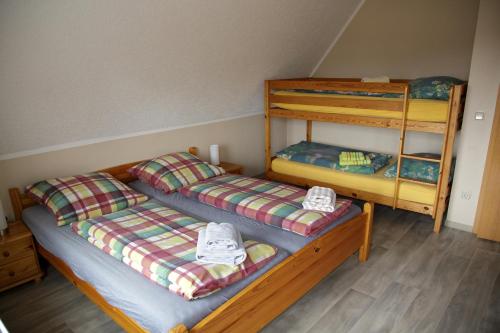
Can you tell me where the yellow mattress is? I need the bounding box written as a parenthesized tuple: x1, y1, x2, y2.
(271, 158, 436, 205)
(273, 91, 449, 122)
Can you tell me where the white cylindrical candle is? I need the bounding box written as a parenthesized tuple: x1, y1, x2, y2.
(0, 199, 7, 235)
(209, 144, 220, 166)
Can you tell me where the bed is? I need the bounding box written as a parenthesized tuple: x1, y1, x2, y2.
(9, 156, 373, 333)
(265, 78, 467, 232)
(22, 200, 289, 333)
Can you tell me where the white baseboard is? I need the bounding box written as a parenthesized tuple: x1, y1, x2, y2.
(445, 220, 473, 232)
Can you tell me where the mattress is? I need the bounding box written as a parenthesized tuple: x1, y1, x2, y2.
(272, 91, 449, 122)
(271, 158, 436, 205)
(23, 201, 289, 333)
(128, 181, 362, 253)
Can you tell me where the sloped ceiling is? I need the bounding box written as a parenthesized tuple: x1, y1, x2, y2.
(0, 0, 362, 156)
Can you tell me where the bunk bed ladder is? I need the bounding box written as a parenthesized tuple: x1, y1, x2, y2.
(392, 87, 455, 217)
(431, 88, 454, 218)
(392, 86, 410, 209)
(392, 86, 443, 210)
(432, 86, 460, 232)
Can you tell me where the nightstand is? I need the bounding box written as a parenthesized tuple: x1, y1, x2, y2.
(0, 222, 42, 292)
(219, 161, 244, 175)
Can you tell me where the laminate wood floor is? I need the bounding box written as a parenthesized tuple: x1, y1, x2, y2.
(0, 206, 499, 333)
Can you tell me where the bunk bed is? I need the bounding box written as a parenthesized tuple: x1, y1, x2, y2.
(264, 78, 467, 233)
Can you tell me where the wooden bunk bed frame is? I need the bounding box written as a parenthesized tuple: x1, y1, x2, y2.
(8, 152, 374, 333)
(264, 78, 467, 233)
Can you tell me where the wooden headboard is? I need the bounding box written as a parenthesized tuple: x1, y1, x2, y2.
(8, 146, 200, 221)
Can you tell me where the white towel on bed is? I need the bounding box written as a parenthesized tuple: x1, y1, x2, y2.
(205, 222, 239, 250)
(303, 186, 336, 212)
(196, 228, 247, 265)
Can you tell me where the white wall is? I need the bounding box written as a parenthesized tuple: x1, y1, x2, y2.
(288, 0, 478, 156)
(287, 121, 449, 156)
(0, 114, 287, 219)
(287, 0, 494, 231)
(447, 0, 500, 230)
(314, 0, 479, 80)
(0, 0, 362, 157)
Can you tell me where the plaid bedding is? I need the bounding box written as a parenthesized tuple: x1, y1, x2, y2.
(26, 172, 148, 226)
(128, 152, 226, 194)
(179, 175, 352, 237)
(72, 201, 277, 300)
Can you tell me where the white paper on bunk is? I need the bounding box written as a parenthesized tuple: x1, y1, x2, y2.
(196, 228, 247, 265)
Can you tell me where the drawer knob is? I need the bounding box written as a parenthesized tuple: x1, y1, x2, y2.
(2, 251, 9, 258)
(8, 271, 15, 277)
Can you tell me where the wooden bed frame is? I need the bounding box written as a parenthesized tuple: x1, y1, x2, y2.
(8, 153, 374, 333)
(264, 78, 467, 233)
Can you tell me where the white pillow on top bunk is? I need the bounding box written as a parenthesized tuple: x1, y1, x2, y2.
(361, 76, 390, 83)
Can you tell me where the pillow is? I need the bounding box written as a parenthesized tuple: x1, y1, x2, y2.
(128, 152, 226, 193)
(409, 76, 464, 100)
(26, 172, 148, 226)
(384, 153, 441, 183)
(361, 76, 390, 83)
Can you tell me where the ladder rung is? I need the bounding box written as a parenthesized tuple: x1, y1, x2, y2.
(400, 154, 441, 163)
(396, 177, 438, 187)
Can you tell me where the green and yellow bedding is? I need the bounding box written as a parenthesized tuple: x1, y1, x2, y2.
(276, 141, 391, 174)
(272, 77, 464, 123)
(271, 158, 436, 205)
(272, 91, 449, 122)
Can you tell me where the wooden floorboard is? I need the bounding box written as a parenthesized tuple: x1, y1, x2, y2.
(0, 208, 499, 333)
(307, 289, 374, 333)
(390, 252, 470, 333)
(352, 217, 433, 298)
(348, 281, 420, 333)
(479, 270, 500, 333)
(436, 248, 500, 333)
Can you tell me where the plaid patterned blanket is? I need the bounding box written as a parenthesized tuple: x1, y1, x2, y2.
(179, 175, 352, 237)
(72, 201, 277, 300)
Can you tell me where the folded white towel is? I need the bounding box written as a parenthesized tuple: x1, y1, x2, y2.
(196, 228, 247, 265)
(303, 186, 336, 212)
(361, 76, 390, 83)
(205, 222, 239, 250)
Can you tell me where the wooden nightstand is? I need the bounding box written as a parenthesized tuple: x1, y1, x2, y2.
(0, 222, 42, 292)
(219, 161, 244, 175)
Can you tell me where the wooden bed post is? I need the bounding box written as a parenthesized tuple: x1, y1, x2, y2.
(169, 324, 189, 333)
(188, 146, 199, 157)
(359, 201, 374, 262)
(306, 120, 312, 142)
(433, 85, 463, 233)
(265, 80, 272, 173)
(9, 188, 24, 221)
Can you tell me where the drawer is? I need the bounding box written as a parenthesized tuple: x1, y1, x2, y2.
(0, 237, 33, 265)
(0, 255, 38, 288)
